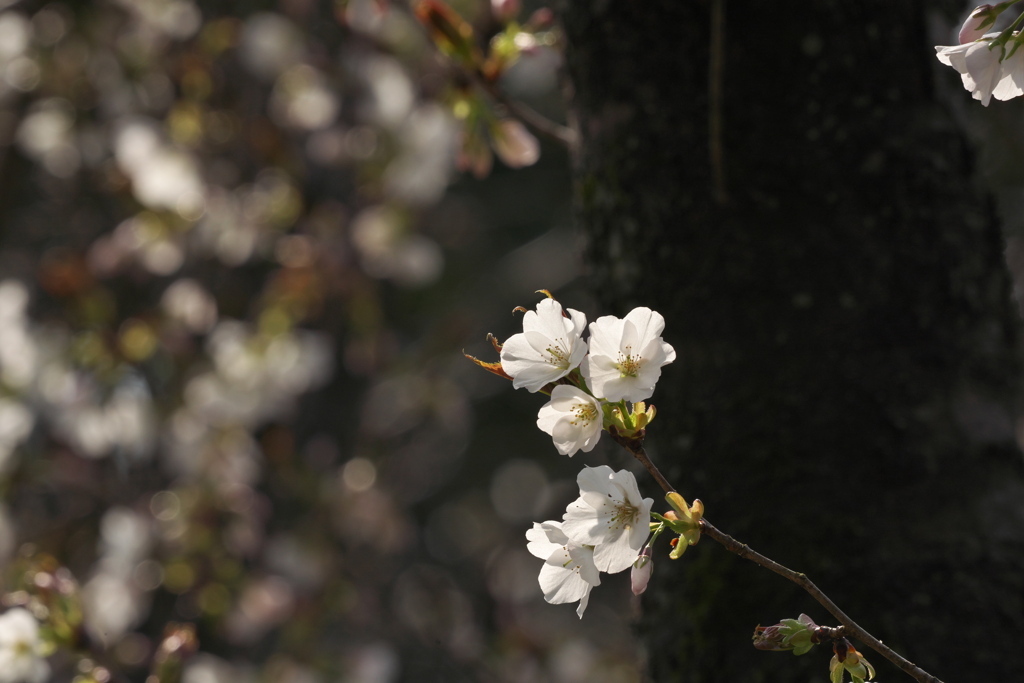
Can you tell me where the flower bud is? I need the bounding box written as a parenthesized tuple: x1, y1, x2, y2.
(829, 638, 875, 683)
(631, 547, 654, 595)
(491, 119, 540, 168)
(526, 7, 554, 30)
(664, 493, 703, 559)
(752, 624, 788, 651)
(752, 614, 817, 655)
(959, 5, 994, 44)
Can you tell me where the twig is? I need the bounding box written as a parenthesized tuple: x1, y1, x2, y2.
(608, 432, 674, 494)
(391, 0, 577, 151)
(617, 439, 944, 683)
(471, 71, 579, 150)
(700, 520, 944, 683)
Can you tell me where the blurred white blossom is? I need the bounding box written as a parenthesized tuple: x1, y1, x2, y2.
(112, 0, 201, 39)
(99, 507, 153, 571)
(224, 576, 295, 644)
(162, 278, 219, 333)
(195, 189, 259, 266)
(114, 119, 205, 216)
(83, 508, 154, 645)
(350, 205, 444, 287)
(239, 13, 305, 80)
(52, 376, 156, 460)
(0, 608, 49, 683)
(384, 104, 458, 204)
(340, 642, 400, 683)
(163, 416, 262, 488)
(0, 399, 34, 474)
(0, 282, 37, 390)
(0, 13, 31, 65)
(357, 55, 414, 129)
(82, 570, 147, 646)
(270, 65, 340, 131)
(183, 654, 258, 683)
(178, 321, 332, 431)
(16, 98, 79, 177)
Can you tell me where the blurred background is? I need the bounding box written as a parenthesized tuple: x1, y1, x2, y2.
(0, 0, 651, 680)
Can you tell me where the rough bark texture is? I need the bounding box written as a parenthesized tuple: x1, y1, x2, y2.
(561, 1, 1024, 681)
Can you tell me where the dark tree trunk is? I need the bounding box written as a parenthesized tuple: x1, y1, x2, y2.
(561, 1, 1024, 680)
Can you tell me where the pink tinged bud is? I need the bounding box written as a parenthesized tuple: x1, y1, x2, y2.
(631, 548, 654, 595)
(491, 0, 520, 23)
(492, 119, 540, 168)
(960, 5, 993, 44)
(526, 7, 554, 30)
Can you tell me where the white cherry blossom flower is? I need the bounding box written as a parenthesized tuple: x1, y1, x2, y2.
(581, 307, 676, 402)
(536, 385, 603, 456)
(526, 520, 600, 618)
(500, 298, 587, 392)
(997, 41, 1024, 99)
(0, 608, 50, 683)
(562, 466, 653, 573)
(935, 33, 1024, 105)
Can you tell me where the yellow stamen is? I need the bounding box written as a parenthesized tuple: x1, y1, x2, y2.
(616, 346, 643, 377)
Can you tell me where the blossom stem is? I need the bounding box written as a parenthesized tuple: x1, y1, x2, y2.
(993, 9, 1024, 47)
(699, 519, 945, 683)
(1010, 10, 1024, 33)
(616, 440, 675, 494)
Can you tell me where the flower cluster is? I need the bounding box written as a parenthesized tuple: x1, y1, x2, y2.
(471, 294, 679, 615)
(498, 295, 676, 456)
(527, 466, 653, 617)
(935, 4, 1024, 105)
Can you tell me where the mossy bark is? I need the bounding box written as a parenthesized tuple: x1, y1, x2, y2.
(560, 1, 1024, 680)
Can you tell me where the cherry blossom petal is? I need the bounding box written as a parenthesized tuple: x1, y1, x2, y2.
(500, 298, 587, 392)
(536, 386, 603, 456)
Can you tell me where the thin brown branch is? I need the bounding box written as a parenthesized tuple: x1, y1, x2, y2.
(629, 444, 674, 494)
(608, 432, 674, 494)
(471, 71, 579, 150)
(615, 439, 944, 683)
(391, 0, 576, 151)
(699, 520, 944, 683)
